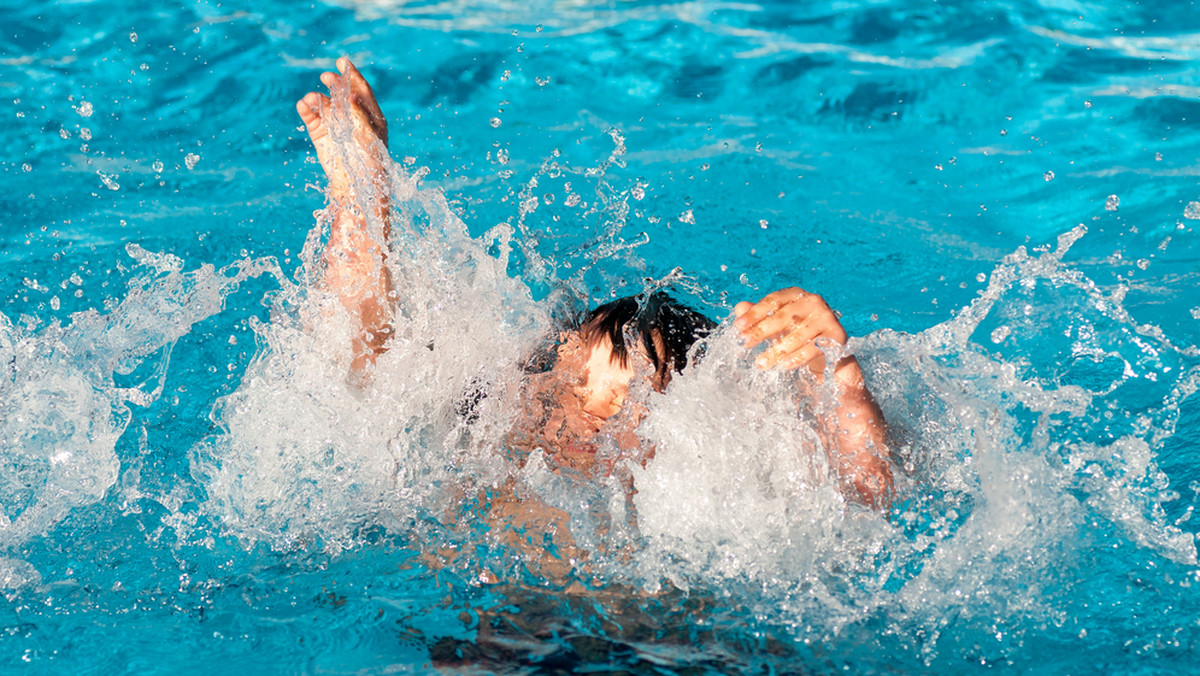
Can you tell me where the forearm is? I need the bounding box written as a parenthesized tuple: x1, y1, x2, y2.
(819, 357, 893, 511)
(324, 206, 394, 369)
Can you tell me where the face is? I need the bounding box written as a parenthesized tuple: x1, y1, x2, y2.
(551, 332, 638, 428)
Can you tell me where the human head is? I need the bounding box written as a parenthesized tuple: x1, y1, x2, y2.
(578, 291, 715, 392)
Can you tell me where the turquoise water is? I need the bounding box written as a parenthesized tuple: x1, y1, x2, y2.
(3, 0, 1200, 672)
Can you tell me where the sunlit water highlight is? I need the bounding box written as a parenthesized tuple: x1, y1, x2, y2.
(2, 0, 1199, 672)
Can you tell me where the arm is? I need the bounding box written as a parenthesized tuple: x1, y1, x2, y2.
(734, 287, 894, 511)
(296, 57, 395, 373)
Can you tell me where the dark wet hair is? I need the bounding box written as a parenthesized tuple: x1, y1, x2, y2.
(580, 292, 716, 389)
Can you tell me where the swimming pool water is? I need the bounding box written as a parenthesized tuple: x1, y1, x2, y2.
(2, 0, 1199, 672)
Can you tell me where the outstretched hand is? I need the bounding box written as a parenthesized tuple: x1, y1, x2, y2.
(296, 57, 389, 205)
(733, 287, 848, 378)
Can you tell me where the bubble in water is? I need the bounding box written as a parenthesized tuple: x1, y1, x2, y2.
(75, 100, 93, 117)
(1184, 202, 1200, 220)
(185, 153, 200, 170)
(21, 163, 31, 172)
(1043, 171, 1055, 182)
(678, 209, 695, 224)
(129, 32, 138, 43)
(1105, 194, 1119, 211)
(990, 325, 1010, 343)
(152, 160, 164, 173)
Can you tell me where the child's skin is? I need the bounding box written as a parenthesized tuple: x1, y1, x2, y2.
(297, 58, 894, 511)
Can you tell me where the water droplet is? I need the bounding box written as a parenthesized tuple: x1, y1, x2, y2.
(185, 153, 200, 170)
(501, 70, 511, 82)
(990, 326, 1011, 343)
(1190, 307, 1200, 320)
(1105, 194, 1120, 211)
(489, 117, 502, 128)
(129, 32, 138, 43)
(678, 209, 695, 224)
(976, 272, 987, 283)
(759, 219, 768, 229)
(98, 171, 119, 190)
(21, 163, 31, 172)
(754, 142, 763, 152)
(870, 313, 879, 321)
(152, 160, 163, 173)
(700, 163, 710, 171)
(1043, 170, 1055, 181)
(50, 296, 60, 311)
(1184, 202, 1200, 220)
(140, 63, 149, 71)
(999, 129, 1007, 136)
(1084, 100, 1092, 108)
(59, 128, 70, 139)
(565, 193, 580, 207)
(631, 185, 645, 200)
(535, 76, 550, 87)
(1022, 304, 1033, 316)
(75, 100, 93, 117)
(535, 24, 543, 32)
(79, 128, 92, 141)
(1155, 152, 1163, 161)
(1136, 258, 1150, 270)
(935, 163, 944, 171)
(496, 148, 509, 165)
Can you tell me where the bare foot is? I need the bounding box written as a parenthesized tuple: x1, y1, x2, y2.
(296, 57, 389, 209)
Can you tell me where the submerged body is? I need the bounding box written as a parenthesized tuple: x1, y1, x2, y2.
(295, 58, 894, 531)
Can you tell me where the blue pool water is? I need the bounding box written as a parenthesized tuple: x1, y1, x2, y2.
(3, 0, 1200, 672)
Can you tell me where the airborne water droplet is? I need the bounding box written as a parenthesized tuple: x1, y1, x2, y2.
(1043, 170, 1055, 182)
(152, 160, 164, 173)
(1105, 194, 1120, 211)
(678, 210, 695, 224)
(76, 101, 93, 117)
(129, 32, 138, 43)
(1184, 202, 1200, 220)
(990, 326, 1011, 343)
(185, 153, 200, 170)
(489, 117, 502, 128)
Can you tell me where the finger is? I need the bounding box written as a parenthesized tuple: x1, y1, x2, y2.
(754, 322, 822, 368)
(733, 287, 806, 333)
(320, 71, 344, 93)
(341, 58, 388, 142)
(740, 306, 808, 350)
(296, 92, 332, 139)
(779, 334, 845, 375)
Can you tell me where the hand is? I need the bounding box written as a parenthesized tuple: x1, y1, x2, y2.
(296, 57, 389, 204)
(733, 287, 848, 377)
